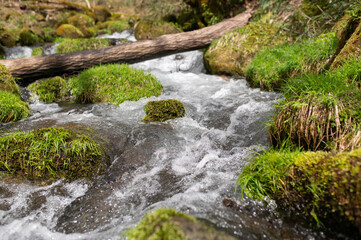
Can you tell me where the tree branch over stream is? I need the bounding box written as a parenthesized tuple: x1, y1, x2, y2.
(0, 4, 255, 83)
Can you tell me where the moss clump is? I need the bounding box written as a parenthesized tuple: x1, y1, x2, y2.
(269, 56, 361, 151)
(19, 30, 40, 46)
(142, 99, 185, 123)
(27, 76, 69, 103)
(55, 24, 84, 39)
(0, 64, 20, 96)
(204, 21, 287, 76)
(237, 147, 361, 235)
(126, 208, 195, 240)
(31, 47, 44, 56)
(0, 91, 29, 123)
(0, 127, 103, 181)
(68, 64, 163, 104)
(134, 20, 182, 40)
(245, 32, 337, 90)
(56, 38, 111, 53)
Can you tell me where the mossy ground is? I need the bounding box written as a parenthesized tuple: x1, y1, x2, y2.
(27, 76, 69, 103)
(126, 208, 196, 240)
(142, 99, 185, 122)
(269, 56, 361, 152)
(56, 38, 111, 53)
(204, 21, 287, 76)
(245, 32, 337, 91)
(0, 91, 29, 123)
(68, 63, 163, 104)
(0, 127, 104, 181)
(237, 147, 361, 236)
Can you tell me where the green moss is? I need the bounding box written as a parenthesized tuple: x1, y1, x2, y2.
(0, 127, 103, 181)
(134, 20, 182, 40)
(269, 56, 361, 151)
(42, 27, 56, 42)
(107, 20, 130, 33)
(0, 64, 20, 96)
(142, 99, 185, 122)
(204, 21, 287, 76)
(0, 91, 29, 123)
(27, 76, 69, 103)
(245, 32, 337, 90)
(56, 38, 111, 53)
(126, 208, 196, 240)
(68, 64, 163, 104)
(19, 30, 40, 46)
(31, 47, 44, 56)
(55, 24, 84, 39)
(237, 147, 361, 233)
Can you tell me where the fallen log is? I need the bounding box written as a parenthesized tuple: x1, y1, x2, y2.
(0, 6, 255, 84)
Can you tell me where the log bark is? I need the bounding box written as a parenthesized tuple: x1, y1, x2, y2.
(0, 6, 255, 83)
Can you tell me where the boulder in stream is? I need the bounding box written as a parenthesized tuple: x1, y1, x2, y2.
(27, 76, 69, 103)
(56, 24, 84, 38)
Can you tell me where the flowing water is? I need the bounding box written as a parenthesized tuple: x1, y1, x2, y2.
(0, 32, 337, 240)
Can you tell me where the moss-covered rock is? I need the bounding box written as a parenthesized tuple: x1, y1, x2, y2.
(55, 24, 84, 38)
(68, 64, 163, 104)
(134, 20, 182, 40)
(204, 22, 287, 76)
(0, 90, 29, 123)
(142, 99, 185, 123)
(237, 148, 361, 236)
(0, 28, 16, 47)
(0, 64, 20, 96)
(31, 47, 44, 56)
(56, 38, 111, 53)
(126, 208, 237, 240)
(27, 76, 69, 103)
(331, 20, 361, 69)
(19, 29, 40, 46)
(0, 127, 104, 181)
(67, 13, 96, 38)
(93, 5, 111, 22)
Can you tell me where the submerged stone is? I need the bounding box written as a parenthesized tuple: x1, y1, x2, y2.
(142, 99, 185, 123)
